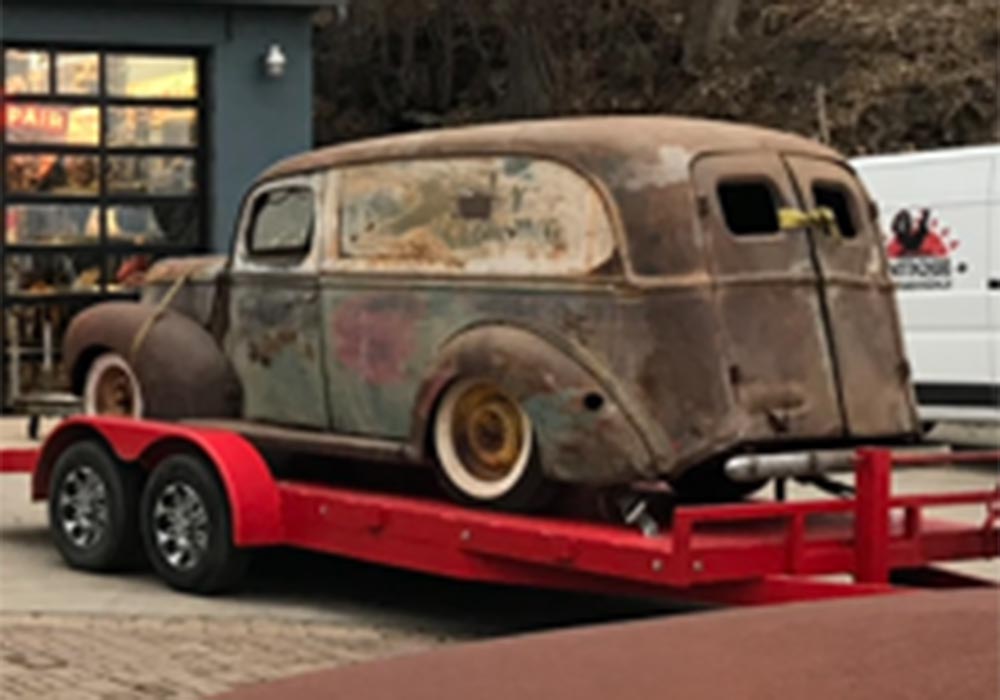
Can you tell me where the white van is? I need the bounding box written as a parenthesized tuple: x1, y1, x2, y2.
(853, 145, 999, 425)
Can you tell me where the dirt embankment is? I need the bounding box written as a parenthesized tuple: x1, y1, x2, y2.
(313, 0, 997, 155)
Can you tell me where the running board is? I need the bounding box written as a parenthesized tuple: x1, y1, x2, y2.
(181, 419, 417, 465)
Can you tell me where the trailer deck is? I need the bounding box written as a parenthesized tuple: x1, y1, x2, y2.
(2, 417, 997, 605)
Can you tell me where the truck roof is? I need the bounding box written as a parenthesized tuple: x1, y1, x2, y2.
(259, 115, 840, 183)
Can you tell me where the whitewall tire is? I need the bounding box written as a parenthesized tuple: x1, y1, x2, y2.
(432, 378, 550, 511)
(83, 352, 144, 418)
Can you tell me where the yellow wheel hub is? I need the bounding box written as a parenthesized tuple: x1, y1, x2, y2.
(451, 383, 526, 481)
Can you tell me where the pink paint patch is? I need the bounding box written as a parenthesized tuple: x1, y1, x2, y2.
(331, 295, 420, 384)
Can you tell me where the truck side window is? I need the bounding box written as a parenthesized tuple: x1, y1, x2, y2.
(337, 156, 615, 275)
(717, 181, 780, 236)
(247, 187, 314, 256)
(812, 183, 858, 238)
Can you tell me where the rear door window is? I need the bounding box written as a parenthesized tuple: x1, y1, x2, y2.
(717, 180, 781, 235)
(812, 183, 858, 238)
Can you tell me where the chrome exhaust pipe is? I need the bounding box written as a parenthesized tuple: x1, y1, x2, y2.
(724, 450, 857, 483)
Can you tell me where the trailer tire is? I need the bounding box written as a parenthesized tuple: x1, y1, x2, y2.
(48, 440, 143, 571)
(140, 453, 248, 594)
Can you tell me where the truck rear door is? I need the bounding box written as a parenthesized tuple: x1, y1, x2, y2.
(782, 155, 916, 436)
(692, 152, 844, 440)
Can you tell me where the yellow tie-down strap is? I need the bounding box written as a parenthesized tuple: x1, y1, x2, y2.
(779, 207, 840, 237)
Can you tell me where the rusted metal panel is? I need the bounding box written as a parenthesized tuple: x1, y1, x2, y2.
(226, 280, 328, 429)
(143, 255, 227, 285)
(781, 154, 918, 436)
(317, 281, 754, 484)
(259, 116, 840, 186)
(140, 255, 228, 327)
(823, 284, 918, 435)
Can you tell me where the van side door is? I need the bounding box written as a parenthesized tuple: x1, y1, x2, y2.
(226, 176, 329, 428)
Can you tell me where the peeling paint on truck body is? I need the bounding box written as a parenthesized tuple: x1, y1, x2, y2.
(65, 116, 919, 486)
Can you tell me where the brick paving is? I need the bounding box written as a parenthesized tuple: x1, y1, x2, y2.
(0, 614, 437, 700)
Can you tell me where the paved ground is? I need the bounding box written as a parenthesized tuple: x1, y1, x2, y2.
(0, 416, 996, 698)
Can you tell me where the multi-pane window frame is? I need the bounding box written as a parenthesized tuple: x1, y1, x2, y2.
(2, 43, 209, 303)
(1, 44, 209, 408)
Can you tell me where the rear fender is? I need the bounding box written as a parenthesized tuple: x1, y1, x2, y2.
(411, 324, 665, 485)
(33, 416, 282, 546)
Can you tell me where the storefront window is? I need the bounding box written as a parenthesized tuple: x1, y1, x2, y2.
(4, 49, 50, 93)
(106, 106, 198, 147)
(106, 55, 197, 99)
(1, 45, 205, 406)
(56, 52, 100, 95)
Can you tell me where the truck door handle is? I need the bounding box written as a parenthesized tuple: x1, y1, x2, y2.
(989, 279, 1000, 291)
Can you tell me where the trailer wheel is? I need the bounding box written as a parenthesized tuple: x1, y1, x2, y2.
(140, 453, 248, 594)
(433, 378, 551, 511)
(48, 440, 142, 571)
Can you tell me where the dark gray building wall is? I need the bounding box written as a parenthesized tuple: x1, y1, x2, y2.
(2, 2, 314, 251)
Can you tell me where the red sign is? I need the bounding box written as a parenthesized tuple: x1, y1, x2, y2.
(3, 103, 69, 135)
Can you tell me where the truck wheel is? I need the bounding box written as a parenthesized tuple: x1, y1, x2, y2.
(140, 453, 248, 594)
(433, 378, 552, 512)
(83, 352, 144, 418)
(48, 440, 142, 571)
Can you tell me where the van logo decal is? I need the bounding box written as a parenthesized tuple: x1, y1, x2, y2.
(885, 208, 959, 290)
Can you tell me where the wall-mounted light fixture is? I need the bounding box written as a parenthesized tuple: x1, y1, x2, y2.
(263, 43, 287, 79)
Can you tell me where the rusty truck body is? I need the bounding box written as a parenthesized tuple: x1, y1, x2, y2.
(64, 116, 919, 509)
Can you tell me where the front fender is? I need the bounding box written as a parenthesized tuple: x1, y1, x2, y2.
(411, 324, 663, 485)
(64, 301, 241, 420)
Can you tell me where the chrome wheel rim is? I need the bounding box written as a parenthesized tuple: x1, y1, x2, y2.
(152, 482, 210, 572)
(57, 465, 110, 549)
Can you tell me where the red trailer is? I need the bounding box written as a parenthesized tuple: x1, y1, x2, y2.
(2, 415, 997, 604)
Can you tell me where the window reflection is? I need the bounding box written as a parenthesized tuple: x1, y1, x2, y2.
(107, 156, 195, 195)
(5, 204, 100, 245)
(106, 202, 198, 246)
(5, 252, 104, 295)
(106, 107, 197, 147)
(106, 55, 197, 99)
(4, 103, 100, 145)
(6, 154, 100, 196)
(56, 52, 99, 95)
(4, 49, 50, 94)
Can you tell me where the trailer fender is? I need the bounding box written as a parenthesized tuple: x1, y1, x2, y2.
(33, 416, 283, 546)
